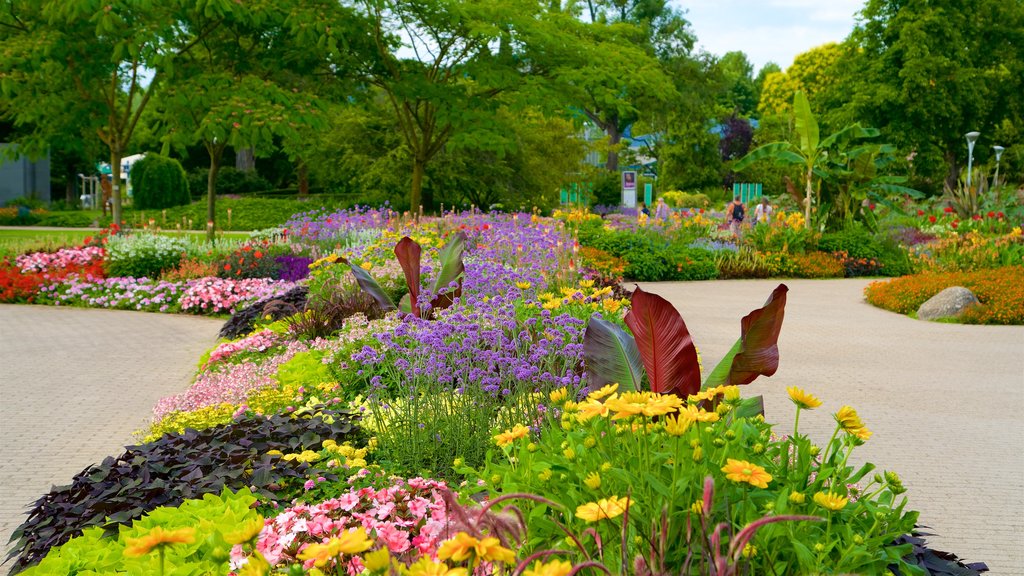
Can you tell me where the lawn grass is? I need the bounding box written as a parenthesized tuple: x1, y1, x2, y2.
(0, 228, 252, 259)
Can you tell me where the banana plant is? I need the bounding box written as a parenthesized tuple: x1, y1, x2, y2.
(339, 232, 467, 319)
(734, 91, 877, 229)
(583, 284, 788, 414)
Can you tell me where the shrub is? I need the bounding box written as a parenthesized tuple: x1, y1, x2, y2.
(864, 266, 1024, 324)
(818, 225, 883, 260)
(661, 190, 711, 208)
(34, 211, 98, 227)
(6, 409, 359, 573)
(104, 233, 189, 278)
(130, 154, 191, 210)
(0, 206, 45, 225)
(186, 166, 273, 198)
(667, 246, 719, 281)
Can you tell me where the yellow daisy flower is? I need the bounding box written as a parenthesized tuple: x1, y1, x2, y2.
(813, 491, 849, 512)
(787, 386, 823, 409)
(576, 495, 632, 522)
(720, 458, 773, 489)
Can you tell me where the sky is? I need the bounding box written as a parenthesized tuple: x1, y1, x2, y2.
(677, 0, 864, 73)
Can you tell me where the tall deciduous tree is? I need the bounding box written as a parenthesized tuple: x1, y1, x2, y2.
(354, 0, 540, 212)
(843, 0, 1024, 192)
(0, 1, 228, 225)
(157, 1, 345, 240)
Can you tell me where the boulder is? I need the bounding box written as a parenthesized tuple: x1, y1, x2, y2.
(916, 286, 979, 321)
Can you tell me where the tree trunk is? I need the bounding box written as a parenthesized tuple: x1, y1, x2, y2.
(65, 173, 75, 206)
(207, 147, 223, 243)
(110, 148, 123, 226)
(410, 157, 425, 216)
(944, 150, 959, 192)
(297, 158, 309, 198)
(606, 127, 622, 172)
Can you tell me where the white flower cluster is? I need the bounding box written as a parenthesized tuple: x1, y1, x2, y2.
(105, 233, 191, 266)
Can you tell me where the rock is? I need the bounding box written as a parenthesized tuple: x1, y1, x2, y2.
(916, 286, 979, 321)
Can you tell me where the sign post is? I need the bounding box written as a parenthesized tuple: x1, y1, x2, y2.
(644, 182, 653, 206)
(621, 171, 637, 207)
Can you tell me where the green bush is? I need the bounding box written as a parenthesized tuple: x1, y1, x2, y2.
(818, 225, 883, 260)
(153, 197, 336, 231)
(667, 246, 719, 281)
(131, 155, 191, 210)
(186, 167, 274, 199)
(661, 190, 711, 209)
(0, 206, 44, 225)
(3, 196, 47, 209)
(35, 211, 98, 228)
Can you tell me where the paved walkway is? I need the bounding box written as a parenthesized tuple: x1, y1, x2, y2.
(0, 305, 222, 570)
(639, 279, 1024, 575)
(0, 283, 1021, 573)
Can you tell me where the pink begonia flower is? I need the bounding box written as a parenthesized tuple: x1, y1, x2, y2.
(408, 497, 430, 519)
(375, 522, 411, 553)
(337, 492, 359, 511)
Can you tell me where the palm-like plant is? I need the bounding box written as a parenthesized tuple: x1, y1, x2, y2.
(735, 91, 878, 229)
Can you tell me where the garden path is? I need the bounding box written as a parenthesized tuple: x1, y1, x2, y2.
(639, 278, 1024, 575)
(0, 305, 222, 573)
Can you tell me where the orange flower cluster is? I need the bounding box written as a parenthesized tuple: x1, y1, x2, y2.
(864, 266, 1024, 324)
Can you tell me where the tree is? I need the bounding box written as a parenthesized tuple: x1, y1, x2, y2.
(843, 0, 1024, 192)
(354, 0, 543, 212)
(757, 43, 844, 117)
(0, 1, 228, 225)
(736, 91, 879, 229)
(716, 51, 757, 116)
(560, 0, 689, 173)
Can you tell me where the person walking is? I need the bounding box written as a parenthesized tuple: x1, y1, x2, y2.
(754, 196, 773, 225)
(726, 195, 746, 237)
(654, 197, 670, 221)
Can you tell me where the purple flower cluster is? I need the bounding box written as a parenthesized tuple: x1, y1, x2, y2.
(274, 255, 314, 282)
(285, 205, 399, 242)
(689, 238, 739, 252)
(338, 214, 590, 397)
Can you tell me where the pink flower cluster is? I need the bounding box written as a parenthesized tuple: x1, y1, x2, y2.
(179, 277, 295, 314)
(204, 329, 282, 369)
(16, 246, 104, 273)
(153, 340, 309, 418)
(252, 477, 454, 570)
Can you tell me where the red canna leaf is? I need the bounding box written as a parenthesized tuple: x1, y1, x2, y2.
(394, 237, 422, 318)
(704, 284, 788, 387)
(623, 286, 701, 397)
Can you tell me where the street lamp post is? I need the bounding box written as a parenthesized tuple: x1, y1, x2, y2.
(993, 145, 1005, 190)
(965, 131, 981, 190)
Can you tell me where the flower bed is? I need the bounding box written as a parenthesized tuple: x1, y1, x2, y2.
(864, 266, 1024, 324)
(8, 210, 993, 576)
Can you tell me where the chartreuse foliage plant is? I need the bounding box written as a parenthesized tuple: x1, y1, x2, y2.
(7, 409, 359, 573)
(20, 488, 260, 576)
(466, 385, 919, 574)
